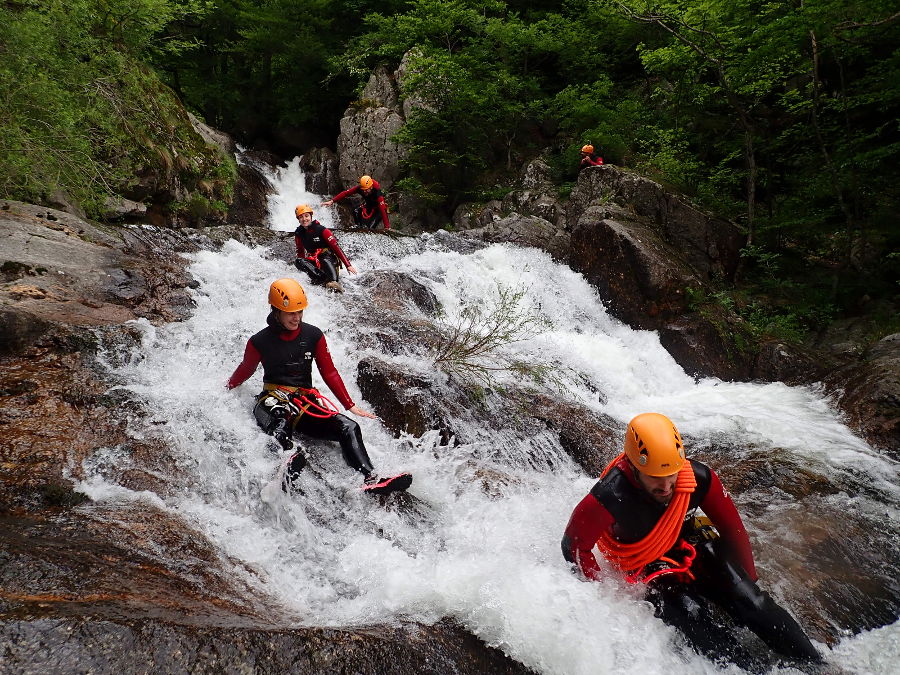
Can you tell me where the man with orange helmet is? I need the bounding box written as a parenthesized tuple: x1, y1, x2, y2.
(322, 175, 391, 230)
(579, 144, 603, 169)
(293, 204, 356, 293)
(227, 278, 411, 494)
(562, 413, 819, 663)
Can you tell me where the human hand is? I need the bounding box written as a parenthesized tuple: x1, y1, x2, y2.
(348, 404, 377, 419)
(322, 199, 334, 206)
(347, 264, 358, 274)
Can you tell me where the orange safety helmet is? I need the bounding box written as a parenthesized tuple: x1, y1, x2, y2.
(359, 175, 374, 190)
(581, 144, 594, 154)
(294, 204, 314, 218)
(268, 278, 308, 312)
(624, 413, 686, 476)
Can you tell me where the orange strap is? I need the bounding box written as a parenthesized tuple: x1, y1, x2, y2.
(595, 453, 697, 577)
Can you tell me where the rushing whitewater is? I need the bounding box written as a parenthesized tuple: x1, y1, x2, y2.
(77, 157, 900, 674)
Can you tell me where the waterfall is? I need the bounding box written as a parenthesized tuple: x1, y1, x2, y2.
(76, 157, 900, 675)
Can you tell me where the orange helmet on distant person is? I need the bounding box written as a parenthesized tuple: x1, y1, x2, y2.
(268, 278, 308, 312)
(624, 413, 686, 476)
(294, 204, 314, 218)
(359, 175, 374, 190)
(581, 144, 594, 154)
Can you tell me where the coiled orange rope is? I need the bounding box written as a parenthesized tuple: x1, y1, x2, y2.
(595, 453, 697, 576)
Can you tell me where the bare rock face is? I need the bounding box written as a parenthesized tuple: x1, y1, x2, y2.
(337, 66, 407, 192)
(3, 616, 531, 675)
(357, 357, 619, 474)
(229, 152, 277, 227)
(501, 159, 566, 229)
(568, 203, 697, 329)
(463, 213, 571, 262)
(0, 201, 198, 330)
(452, 200, 503, 230)
(569, 166, 745, 283)
(356, 270, 439, 316)
(825, 333, 900, 457)
(299, 147, 341, 197)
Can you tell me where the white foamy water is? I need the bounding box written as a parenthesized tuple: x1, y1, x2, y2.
(77, 158, 900, 674)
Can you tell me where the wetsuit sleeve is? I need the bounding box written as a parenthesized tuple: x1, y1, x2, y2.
(313, 334, 354, 409)
(377, 194, 391, 230)
(701, 470, 758, 581)
(332, 186, 359, 203)
(294, 228, 307, 258)
(321, 228, 352, 268)
(227, 340, 261, 389)
(562, 493, 615, 581)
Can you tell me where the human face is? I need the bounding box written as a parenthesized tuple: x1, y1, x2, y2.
(277, 309, 303, 331)
(635, 469, 679, 504)
(297, 212, 313, 226)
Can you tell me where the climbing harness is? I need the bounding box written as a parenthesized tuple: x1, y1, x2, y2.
(303, 248, 342, 272)
(595, 452, 698, 584)
(262, 383, 340, 420)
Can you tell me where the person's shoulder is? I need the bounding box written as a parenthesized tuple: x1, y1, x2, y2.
(689, 459, 714, 490)
(590, 464, 631, 502)
(249, 325, 274, 344)
(301, 322, 324, 341)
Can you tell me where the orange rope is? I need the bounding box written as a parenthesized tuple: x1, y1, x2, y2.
(595, 453, 697, 576)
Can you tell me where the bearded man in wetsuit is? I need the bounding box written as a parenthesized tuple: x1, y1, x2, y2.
(322, 175, 391, 230)
(293, 204, 357, 293)
(562, 413, 819, 664)
(226, 278, 410, 494)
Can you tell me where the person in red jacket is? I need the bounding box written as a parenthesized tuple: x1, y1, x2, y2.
(579, 144, 604, 170)
(562, 413, 819, 664)
(226, 278, 411, 494)
(293, 204, 356, 293)
(322, 175, 391, 230)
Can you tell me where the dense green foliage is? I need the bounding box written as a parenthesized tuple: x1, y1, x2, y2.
(0, 0, 235, 218)
(153, 0, 408, 142)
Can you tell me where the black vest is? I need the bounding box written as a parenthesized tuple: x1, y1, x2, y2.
(361, 188, 383, 209)
(248, 320, 323, 388)
(590, 460, 712, 544)
(294, 220, 329, 253)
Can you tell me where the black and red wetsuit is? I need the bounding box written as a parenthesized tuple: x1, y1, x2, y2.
(579, 152, 604, 169)
(227, 313, 374, 476)
(294, 220, 352, 268)
(562, 456, 819, 663)
(562, 457, 756, 581)
(227, 315, 353, 407)
(330, 180, 391, 230)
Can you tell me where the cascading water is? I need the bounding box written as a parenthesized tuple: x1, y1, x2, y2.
(77, 156, 900, 674)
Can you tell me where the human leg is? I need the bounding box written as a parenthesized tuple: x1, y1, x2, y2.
(647, 579, 748, 662)
(253, 391, 300, 451)
(294, 257, 327, 285)
(293, 412, 375, 476)
(319, 256, 339, 283)
(695, 540, 820, 661)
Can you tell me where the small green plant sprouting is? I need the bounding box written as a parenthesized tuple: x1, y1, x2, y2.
(431, 284, 551, 385)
